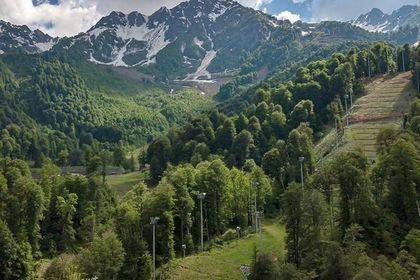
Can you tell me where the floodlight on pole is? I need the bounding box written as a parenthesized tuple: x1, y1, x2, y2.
(197, 192, 206, 251)
(299, 156, 305, 188)
(236, 226, 241, 239)
(181, 244, 186, 258)
(150, 217, 160, 280)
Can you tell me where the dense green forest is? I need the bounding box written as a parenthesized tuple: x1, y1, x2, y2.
(0, 53, 213, 168)
(0, 42, 419, 280)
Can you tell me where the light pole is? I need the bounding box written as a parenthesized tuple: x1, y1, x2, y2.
(416, 62, 420, 93)
(150, 217, 160, 280)
(299, 157, 305, 188)
(402, 49, 405, 72)
(344, 94, 349, 127)
(256, 211, 264, 236)
(236, 226, 241, 239)
(181, 244, 186, 258)
(197, 192, 206, 251)
(252, 181, 259, 233)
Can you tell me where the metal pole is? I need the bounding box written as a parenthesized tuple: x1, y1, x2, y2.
(367, 56, 371, 78)
(252, 181, 258, 233)
(182, 244, 186, 258)
(402, 50, 405, 72)
(200, 198, 204, 251)
(344, 95, 349, 127)
(197, 192, 206, 251)
(299, 157, 305, 188)
(300, 161, 304, 187)
(254, 193, 258, 233)
(334, 117, 338, 133)
(152, 223, 156, 280)
(150, 217, 159, 280)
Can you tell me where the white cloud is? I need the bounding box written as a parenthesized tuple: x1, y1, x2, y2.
(276, 10, 301, 23)
(0, 0, 100, 37)
(0, 0, 417, 37)
(0, 0, 274, 36)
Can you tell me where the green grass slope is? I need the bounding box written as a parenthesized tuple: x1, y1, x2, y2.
(163, 221, 285, 280)
(107, 172, 148, 197)
(316, 72, 415, 162)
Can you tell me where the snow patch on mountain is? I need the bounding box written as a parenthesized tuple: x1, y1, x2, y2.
(185, 50, 217, 81)
(355, 21, 389, 33)
(88, 27, 108, 38)
(35, 41, 55, 51)
(138, 24, 170, 62)
(208, 1, 229, 22)
(193, 37, 204, 49)
(0, 21, 56, 53)
(84, 14, 171, 67)
(351, 5, 419, 33)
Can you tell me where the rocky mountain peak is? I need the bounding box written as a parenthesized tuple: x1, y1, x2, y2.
(351, 5, 419, 33)
(0, 21, 55, 54)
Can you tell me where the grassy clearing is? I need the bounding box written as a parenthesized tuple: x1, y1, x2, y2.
(164, 221, 285, 280)
(316, 72, 414, 162)
(107, 172, 148, 197)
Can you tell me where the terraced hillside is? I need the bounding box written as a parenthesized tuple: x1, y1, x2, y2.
(316, 72, 415, 162)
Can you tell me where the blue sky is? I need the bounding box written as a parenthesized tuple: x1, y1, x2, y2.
(260, 0, 313, 21)
(260, 0, 419, 22)
(0, 0, 418, 36)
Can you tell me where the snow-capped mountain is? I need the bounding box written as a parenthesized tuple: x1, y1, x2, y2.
(54, 0, 278, 78)
(351, 5, 419, 33)
(0, 20, 57, 54)
(1, 1, 419, 80)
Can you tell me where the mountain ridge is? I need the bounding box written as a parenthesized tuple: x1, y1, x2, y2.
(0, 20, 57, 54)
(351, 5, 419, 33)
(1, 1, 419, 82)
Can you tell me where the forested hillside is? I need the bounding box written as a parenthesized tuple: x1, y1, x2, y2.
(0, 53, 213, 167)
(1, 39, 418, 279)
(0, 1, 419, 278)
(142, 42, 420, 278)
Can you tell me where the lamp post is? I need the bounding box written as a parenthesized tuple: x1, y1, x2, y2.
(415, 62, 420, 93)
(256, 211, 264, 236)
(197, 192, 206, 251)
(402, 49, 406, 72)
(252, 181, 259, 233)
(181, 244, 186, 258)
(344, 94, 349, 127)
(150, 217, 160, 280)
(236, 226, 241, 239)
(299, 156, 305, 188)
